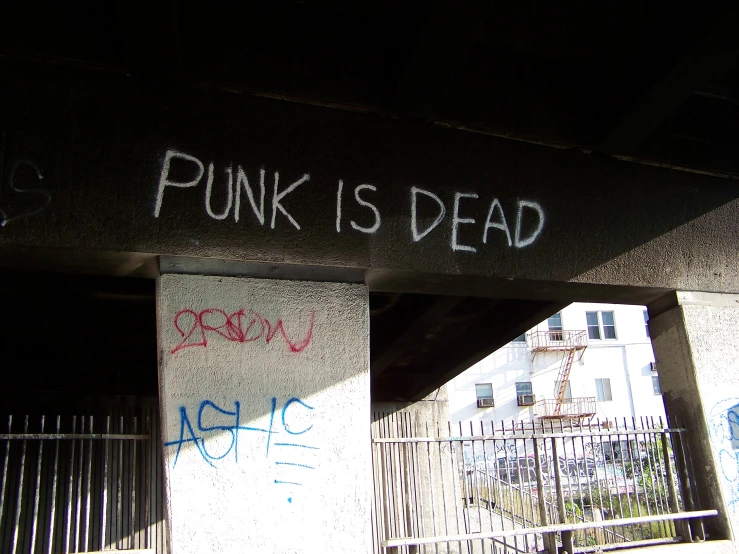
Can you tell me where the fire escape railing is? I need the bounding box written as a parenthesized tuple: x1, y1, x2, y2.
(527, 330, 590, 419)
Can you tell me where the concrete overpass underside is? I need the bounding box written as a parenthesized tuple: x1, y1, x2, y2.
(1, 2, 739, 552)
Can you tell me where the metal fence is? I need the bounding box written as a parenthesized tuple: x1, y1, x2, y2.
(372, 416, 716, 554)
(0, 407, 166, 554)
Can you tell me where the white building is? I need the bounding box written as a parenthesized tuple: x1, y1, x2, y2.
(448, 303, 666, 426)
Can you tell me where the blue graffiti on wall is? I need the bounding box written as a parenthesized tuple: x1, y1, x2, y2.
(164, 396, 318, 502)
(708, 397, 739, 513)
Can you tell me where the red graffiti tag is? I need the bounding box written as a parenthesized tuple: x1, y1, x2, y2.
(171, 308, 315, 355)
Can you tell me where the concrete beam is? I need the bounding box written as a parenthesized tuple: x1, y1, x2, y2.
(0, 60, 738, 297)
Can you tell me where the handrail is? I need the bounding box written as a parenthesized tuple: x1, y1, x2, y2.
(528, 330, 588, 351)
(382, 510, 718, 548)
(536, 397, 597, 418)
(372, 427, 685, 442)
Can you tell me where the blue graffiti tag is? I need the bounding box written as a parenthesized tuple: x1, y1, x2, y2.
(164, 396, 318, 502)
(165, 399, 273, 466)
(708, 398, 739, 513)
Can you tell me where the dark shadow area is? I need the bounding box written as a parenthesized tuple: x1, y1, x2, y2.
(0, 59, 736, 298)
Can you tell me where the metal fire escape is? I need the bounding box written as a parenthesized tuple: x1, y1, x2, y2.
(528, 329, 593, 420)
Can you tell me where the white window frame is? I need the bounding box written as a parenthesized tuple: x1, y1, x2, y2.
(585, 311, 617, 341)
(595, 378, 613, 402)
(547, 312, 563, 341)
(475, 383, 494, 400)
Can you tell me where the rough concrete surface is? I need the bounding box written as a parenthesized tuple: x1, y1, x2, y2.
(157, 274, 371, 554)
(650, 294, 739, 545)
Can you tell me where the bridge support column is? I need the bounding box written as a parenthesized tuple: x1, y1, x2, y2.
(156, 273, 371, 554)
(650, 291, 739, 543)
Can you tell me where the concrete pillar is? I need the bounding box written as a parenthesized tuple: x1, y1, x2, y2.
(156, 274, 371, 554)
(649, 291, 739, 543)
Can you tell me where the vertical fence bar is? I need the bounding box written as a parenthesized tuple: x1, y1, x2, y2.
(437, 427, 452, 554)
(643, 418, 665, 538)
(551, 436, 573, 553)
(144, 414, 151, 550)
(74, 417, 84, 553)
(579, 425, 594, 546)
(424, 423, 439, 554)
(491, 424, 506, 553)
(415, 422, 428, 554)
(533, 438, 553, 554)
(654, 419, 673, 536)
(11, 415, 29, 554)
(625, 417, 644, 542)
(117, 416, 123, 549)
(408, 421, 419, 554)
(504, 424, 518, 553)
(676, 415, 705, 540)
(614, 420, 627, 522)
(598, 420, 618, 541)
(468, 421, 483, 553)
(521, 433, 534, 553)
(0, 416, 11, 544)
(101, 415, 109, 551)
(637, 418, 654, 539)
(64, 416, 76, 553)
(132, 416, 138, 549)
(47, 416, 61, 554)
(478, 423, 494, 538)
(662, 428, 686, 539)
(370, 417, 380, 554)
(29, 415, 45, 554)
(390, 414, 402, 554)
(379, 440, 391, 553)
(387, 414, 399, 552)
(84, 416, 93, 551)
(449, 422, 465, 554)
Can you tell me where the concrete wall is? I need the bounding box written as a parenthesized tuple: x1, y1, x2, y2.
(2, 64, 739, 301)
(650, 292, 739, 543)
(448, 303, 666, 425)
(156, 274, 371, 554)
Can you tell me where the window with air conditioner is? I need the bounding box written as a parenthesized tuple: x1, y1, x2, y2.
(595, 378, 612, 402)
(547, 312, 563, 341)
(516, 382, 535, 405)
(585, 311, 617, 340)
(475, 383, 494, 408)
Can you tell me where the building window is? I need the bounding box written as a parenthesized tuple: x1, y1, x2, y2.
(652, 376, 661, 395)
(586, 311, 600, 339)
(516, 382, 533, 395)
(475, 383, 494, 400)
(595, 378, 613, 402)
(585, 311, 617, 340)
(512, 333, 526, 342)
(644, 310, 650, 338)
(547, 312, 563, 340)
(556, 380, 572, 402)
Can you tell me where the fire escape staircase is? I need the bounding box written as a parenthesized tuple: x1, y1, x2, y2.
(553, 349, 576, 416)
(528, 330, 592, 420)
